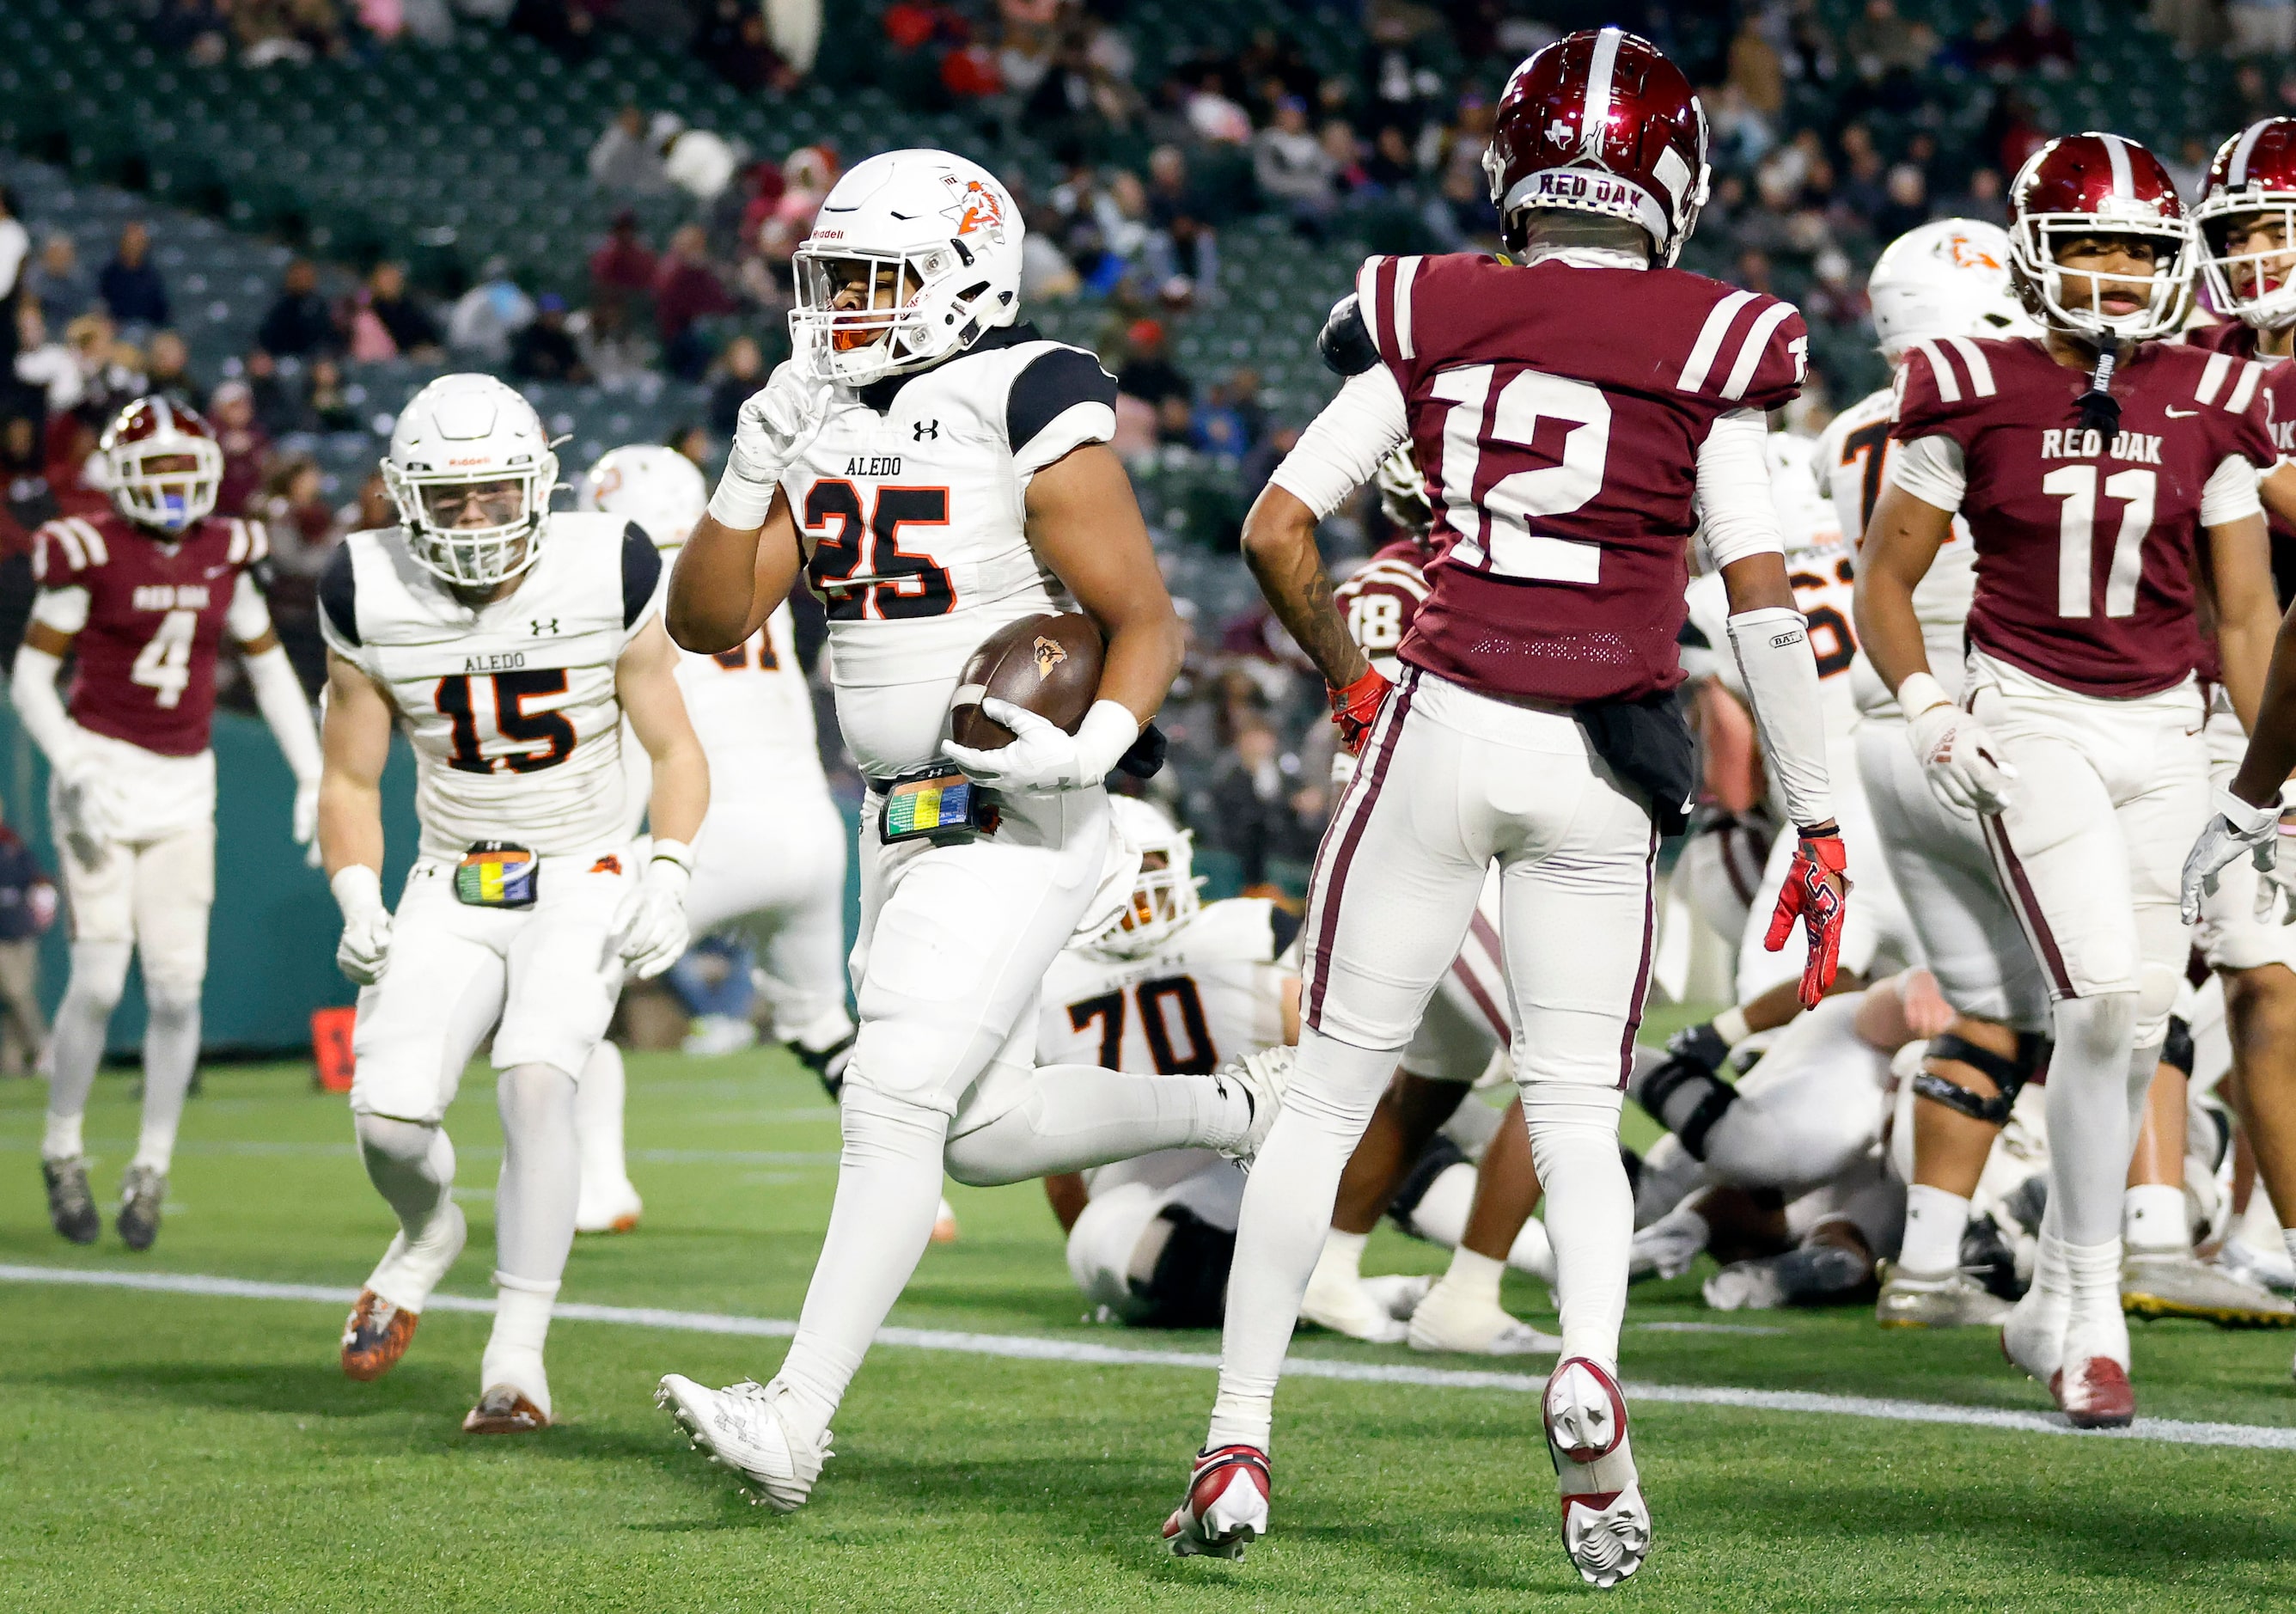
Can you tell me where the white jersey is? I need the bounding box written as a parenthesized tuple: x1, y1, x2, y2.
(320, 512, 661, 859)
(669, 602, 824, 798)
(1039, 896, 1296, 1194)
(1815, 384, 1978, 717)
(773, 332, 1119, 778)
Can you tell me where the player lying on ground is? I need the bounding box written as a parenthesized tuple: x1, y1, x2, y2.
(1859, 132, 2281, 1426)
(16, 395, 321, 1252)
(318, 373, 707, 1434)
(652, 150, 1292, 1512)
(1169, 30, 1844, 1589)
(565, 443, 858, 1235)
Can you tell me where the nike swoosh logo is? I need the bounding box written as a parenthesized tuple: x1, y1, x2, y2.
(2165, 406, 2199, 418)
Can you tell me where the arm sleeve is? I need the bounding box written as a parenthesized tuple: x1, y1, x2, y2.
(28, 586, 90, 635)
(1726, 606, 1834, 828)
(1008, 345, 1119, 483)
(242, 643, 322, 784)
(1268, 366, 1409, 521)
(1694, 409, 1786, 570)
(2202, 452, 2267, 528)
(9, 645, 86, 770)
(1884, 434, 1968, 511)
(226, 571, 274, 642)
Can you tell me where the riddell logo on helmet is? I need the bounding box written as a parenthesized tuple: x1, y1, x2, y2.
(448, 456, 492, 466)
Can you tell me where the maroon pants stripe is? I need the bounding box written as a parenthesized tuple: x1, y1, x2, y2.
(1977, 811, 2076, 999)
(1303, 668, 1418, 1030)
(1615, 826, 1660, 1089)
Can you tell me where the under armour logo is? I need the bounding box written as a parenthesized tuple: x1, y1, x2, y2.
(913, 419, 939, 442)
(530, 619, 559, 635)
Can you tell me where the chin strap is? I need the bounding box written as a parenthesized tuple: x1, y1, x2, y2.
(2075, 336, 2122, 440)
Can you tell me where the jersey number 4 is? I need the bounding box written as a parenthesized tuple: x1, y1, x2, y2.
(803, 481, 956, 621)
(130, 608, 198, 709)
(436, 670, 577, 774)
(1069, 976, 1218, 1074)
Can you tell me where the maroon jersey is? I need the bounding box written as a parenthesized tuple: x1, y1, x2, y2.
(1331, 538, 1431, 667)
(1893, 335, 2276, 697)
(1356, 253, 1807, 702)
(31, 511, 268, 756)
(2181, 317, 2296, 614)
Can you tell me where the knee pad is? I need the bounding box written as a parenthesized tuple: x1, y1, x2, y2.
(1130, 1205, 1236, 1330)
(63, 941, 133, 1013)
(2160, 1014, 2195, 1078)
(356, 1112, 443, 1167)
(2134, 963, 2182, 1048)
(1631, 1050, 1738, 1161)
(1911, 1030, 2046, 1128)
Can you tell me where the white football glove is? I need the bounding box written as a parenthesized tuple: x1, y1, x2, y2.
(707, 363, 834, 529)
(614, 841, 693, 981)
(942, 699, 1140, 798)
(1902, 674, 2018, 815)
(331, 865, 394, 987)
(292, 777, 321, 869)
(53, 760, 119, 866)
(2181, 786, 2285, 926)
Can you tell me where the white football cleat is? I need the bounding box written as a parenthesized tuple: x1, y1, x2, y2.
(1543, 1356, 1649, 1588)
(576, 1177, 644, 1235)
(2000, 1275, 2068, 1387)
(1215, 1045, 1293, 1165)
(1406, 1278, 1560, 1356)
(681, 1013, 758, 1056)
(656, 1374, 831, 1512)
(2217, 1236, 2296, 1298)
(1300, 1243, 1410, 1342)
(1359, 1273, 1434, 1321)
(1163, 1444, 1271, 1560)
(2122, 1250, 2296, 1327)
(1875, 1263, 2013, 1329)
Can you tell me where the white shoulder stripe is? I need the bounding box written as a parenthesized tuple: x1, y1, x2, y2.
(226, 521, 249, 566)
(1391, 255, 1422, 361)
(2228, 359, 2266, 414)
(1910, 339, 1961, 403)
(1678, 290, 1757, 394)
(1720, 301, 1796, 400)
(75, 517, 108, 567)
(1355, 259, 1387, 361)
(2196, 351, 2232, 407)
(47, 523, 84, 571)
(1940, 336, 1996, 398)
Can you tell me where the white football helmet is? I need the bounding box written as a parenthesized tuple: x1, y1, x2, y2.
(1763, 432, 1842, 555)
(1087, 796, 1203, 958)
(791, 148, 1023, 388)
(1867, 218, 2037, 362)
(383, 374, 559, 590)
(1373, 443, 1431, 540)
(579, 444, 706, 552)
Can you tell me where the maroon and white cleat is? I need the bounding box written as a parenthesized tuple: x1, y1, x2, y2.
(2051, 1356, 2135, 1429)
(1163, 1444, 1271, 1560)
(1544, 1356, 1651, 1588)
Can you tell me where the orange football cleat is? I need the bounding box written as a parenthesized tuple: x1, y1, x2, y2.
(340, 1290, 418, 1381)
(461, 1386, 551, 1434)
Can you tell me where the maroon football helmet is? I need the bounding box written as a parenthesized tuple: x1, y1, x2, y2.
(99, 395, 224, 535)
(2195, 117, 2296, 329)
(2006, 132, 2194, 342)
(1481, 27, 1708, 266)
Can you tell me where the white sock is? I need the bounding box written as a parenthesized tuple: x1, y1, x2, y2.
(482, 1273, 559, 1415)
(1440, 1244, 1505, 1305)
(2044, 993, 2138, 1247)
(495, 1063, 580, 1285)
(942, 1061, 1255, 1183)
(573, 1040, 631, 1192)
(772, 1082, 951, 1449)
(357, 1114, 460, 1309)
(2061, 1237, 2128, 1361)
(2122, 1183, 2187, 1253)
(1507, 1212, 1556, 1282)
(1316, 1227, 1368, 1284)
(1712, 1005, 1752, 1048)
(42, 1110, 83, 1162)
(43, 941, 131, 1162)
(131, 994, 201, 1173)
(1523, 1082, 1632, 1367)
(1898, 1184, 1972, 1275)
(1207, 1025, 1399, 1454)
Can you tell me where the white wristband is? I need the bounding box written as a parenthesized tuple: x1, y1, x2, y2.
(330, 864, 385, 925)
(706, 470, 777, 531)
(650, 837, 696, 875)
(1896, 669, 1951, 718)
(1076, 699, 1143, 779)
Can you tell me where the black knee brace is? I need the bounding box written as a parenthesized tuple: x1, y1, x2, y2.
(2160, 1014, 2195, 1078)
(1910, 1030, 2047, 1128)
(1634, 1051, 1738, 1161)
(1386, 1133, 1469, 1238)
(1131, 1205, 1236, 1330)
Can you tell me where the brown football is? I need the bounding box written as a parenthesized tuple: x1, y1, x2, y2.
(949, 611, 1105, 750)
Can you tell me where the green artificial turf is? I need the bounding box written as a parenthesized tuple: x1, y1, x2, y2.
(3, 1050, 2293, 1611)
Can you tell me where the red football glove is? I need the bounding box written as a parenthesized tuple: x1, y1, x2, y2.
(1328, 667, 1394, 756)
(1763, 828, 1850, 1008)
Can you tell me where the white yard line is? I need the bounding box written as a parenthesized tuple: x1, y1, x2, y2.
(7, 1262, 2294, 1452)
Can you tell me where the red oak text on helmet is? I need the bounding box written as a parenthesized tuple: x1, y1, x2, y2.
(1481, 26, 1709, 267)
(2196, 117, 2296, 329)
(99, 394, 226, 535)
(2006, 131, 2195, 342)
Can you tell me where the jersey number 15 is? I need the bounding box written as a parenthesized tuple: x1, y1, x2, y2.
(435, 670, 577, 774)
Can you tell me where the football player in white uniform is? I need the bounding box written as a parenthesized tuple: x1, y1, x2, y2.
(653, 150, 1289, 1510)
(317, 375, 707, 1433)
(570, 443, 855, 1232)
(14, 395, 321, 1251)
(1043, 798, 1294, 1325)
